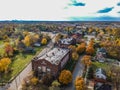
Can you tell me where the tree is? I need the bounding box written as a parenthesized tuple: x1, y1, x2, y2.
(52, 80, 60, 87)
(68, 45, 76, 52)
(75, 76, 86, 90)
(72, 52, 79, 61)
(82, 55, 92, 71)
(86, 46, 95, 55)
(4, 42, 14, 57)
(49, 80, 61, 90)
(76, 43, 86, 54)
(23, 35, 32, 47)
(108, 65, 120, 90)
(0, 58, 11, 73)
(59, 70, 72, 85)
(55, 34, 63, 43)
(41, 38, 47, 45)
(30, 77, 39, 85)
(42, 73, 53, 86)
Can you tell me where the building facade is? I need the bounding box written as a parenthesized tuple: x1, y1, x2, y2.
(32, 47, 70, 78)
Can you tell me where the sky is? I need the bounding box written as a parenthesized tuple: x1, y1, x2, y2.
(0, 0, 120, 21)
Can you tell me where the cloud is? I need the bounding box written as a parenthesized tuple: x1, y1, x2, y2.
(97, 7, 114, 13)
(118, 11, 120, 13)
(68, 16, 120, 21)
(69, 0, 85, 6)
(71, 2, 85, 6)
(117, 2, 120, 6)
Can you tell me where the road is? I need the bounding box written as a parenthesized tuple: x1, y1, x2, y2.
(64, 56, 84, 90)
(37, 32, 56, 57)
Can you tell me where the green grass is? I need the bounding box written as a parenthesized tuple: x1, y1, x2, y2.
(0, 47, 43, 83)
(0, 40, 4, 44)
(92, 62, 110, 71)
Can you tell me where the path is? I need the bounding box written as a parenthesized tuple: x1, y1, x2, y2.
(65, 56, 84, 90)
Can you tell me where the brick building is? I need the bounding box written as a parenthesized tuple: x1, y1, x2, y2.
(32, 47, 70, 78)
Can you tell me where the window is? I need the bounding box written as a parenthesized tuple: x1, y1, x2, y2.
(47, 68, 51, 72)
(38, 66, 41, 70)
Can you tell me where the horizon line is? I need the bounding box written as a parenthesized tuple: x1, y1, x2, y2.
(0, 20, 120, 22)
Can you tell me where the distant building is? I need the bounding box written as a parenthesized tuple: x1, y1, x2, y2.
(57, 37, 76, 48)
(32, 47, 70, 78)
(96, 48, 107, 62)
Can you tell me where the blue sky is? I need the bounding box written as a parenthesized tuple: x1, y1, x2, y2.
(0, 0, 120, 21)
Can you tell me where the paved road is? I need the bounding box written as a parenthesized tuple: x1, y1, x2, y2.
(37, 33, 56, 57)
(65, 56, 84, 90)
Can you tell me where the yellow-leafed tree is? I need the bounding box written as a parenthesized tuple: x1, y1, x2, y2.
(41, 38, 47, 45)
(24, 35, 32, 47)
(4, 42, 14, 57)
(72, 52, 79, 61)
(75, 76, 86, 90)
(59, 70, 72, 85)
(0, 58, 11, 72)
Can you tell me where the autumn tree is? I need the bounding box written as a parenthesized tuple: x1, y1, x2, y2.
(32, 34, 40, 43)
(76, 43, 86, 54)
(75, 76, 86, 90)
(23, 35, 32, 47)
(41, 37, 47, 45)
(86, 40, 95, 55)
(59, 70, 72, 85)
(0, 58, 11, 73)
(68, 45, 76, 52)
(55, 33, 63, 43)
(82, 55, 92, 71)
(72, 52, 79, 61)
(49, 80, 61, 90)
(108, 65, 120, 90)
(86, 46, 95, 55)
(30, 77, 39, 85)
(4, 42, 14, 57)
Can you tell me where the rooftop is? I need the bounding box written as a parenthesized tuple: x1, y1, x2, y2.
(60, 37, 73, 45)
(37, 48, 69, 65)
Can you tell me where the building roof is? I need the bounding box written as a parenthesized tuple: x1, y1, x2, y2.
(94, 83, 112, 90)
(37, 48, 69, 65)
(95, 68, 106, 75)
(95, 68, 106, 80)
(60, 37, 73, 45)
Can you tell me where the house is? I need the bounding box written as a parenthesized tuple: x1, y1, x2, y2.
(94, 83, 112, 90)
(57, 37, 76, 48)
(98, 48, 107, 57)
(72, 33, 82, 44)
(32, 47, 70, 78)
(24, 47, 35, 53)
(94, 68, 107, 82)
(34, 42, 41, 47)
(96, 48, 107, 62)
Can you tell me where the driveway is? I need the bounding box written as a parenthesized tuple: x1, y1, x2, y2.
(64, 56, 84, 90)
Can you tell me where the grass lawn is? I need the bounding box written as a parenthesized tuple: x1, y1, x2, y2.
(92, 61, 110, 71)
(0, 40, 4, 45)
(0, 47, 43, 83)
